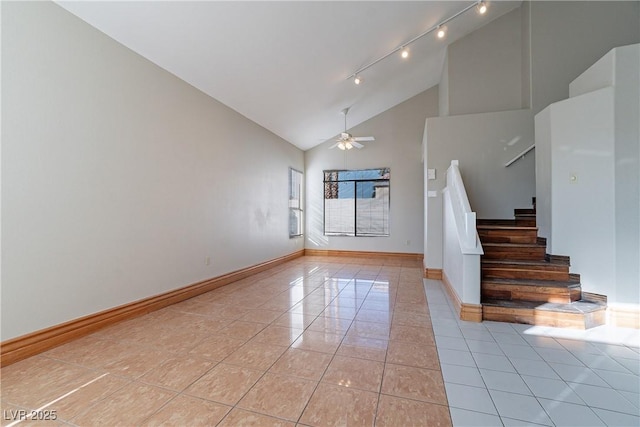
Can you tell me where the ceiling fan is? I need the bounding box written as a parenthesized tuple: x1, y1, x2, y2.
(329, 107, 375, 150)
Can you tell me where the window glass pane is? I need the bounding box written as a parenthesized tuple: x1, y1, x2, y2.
(323, 168, 389, 237)
(356, 180, 389, 236)
(289, 208, 302, 237)
(324, 181, 355, 235)
(289, 168, 303, 237)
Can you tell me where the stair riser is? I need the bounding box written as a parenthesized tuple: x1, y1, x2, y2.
(482, 306, 606, 329)
(515, 209, 535, 215)
(477, 219, 517, 226)
(482, 248, 546, 261)
(478, 231, 538, 244)
(515, 218, 536, 227)
(482, 286, 581, 304)
(482, 268, 570, 281)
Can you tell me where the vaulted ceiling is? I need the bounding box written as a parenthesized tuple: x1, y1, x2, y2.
(56, 1, 520, 150)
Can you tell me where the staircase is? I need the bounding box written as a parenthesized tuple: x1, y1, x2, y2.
(478, 206, 606, 329)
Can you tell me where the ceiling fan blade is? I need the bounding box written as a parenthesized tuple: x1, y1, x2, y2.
(353, 136, 375, 142)
(328, 142, 341, 149)
(351, 141, 364, 149)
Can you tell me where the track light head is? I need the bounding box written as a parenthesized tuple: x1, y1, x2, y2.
(477, 0, 488, 15)
(354, 75, 364, 85)
(400, 46, 409, 59)
(436, 25, 447, 39)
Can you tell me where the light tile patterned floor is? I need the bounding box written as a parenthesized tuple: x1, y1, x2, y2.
(2, 257, 638, 426)
(425, 279, 640, 427)
(1, 256, 450, 426)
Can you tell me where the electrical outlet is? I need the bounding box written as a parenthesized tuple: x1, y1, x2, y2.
(205, 257, 211, 266)
(406, 240, 411, 246)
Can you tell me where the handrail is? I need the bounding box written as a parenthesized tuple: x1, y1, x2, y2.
(505, 144, 535, 167)
(445, 160, 481, 253)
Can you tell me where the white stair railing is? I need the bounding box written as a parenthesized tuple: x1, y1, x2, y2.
(505, 144, 535, 167)
(442, 160, 483, 312)
(446, 160, 481, 252)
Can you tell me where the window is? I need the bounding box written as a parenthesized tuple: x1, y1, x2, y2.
(289, 168, 303, 237)
(323, 168, 390, 236)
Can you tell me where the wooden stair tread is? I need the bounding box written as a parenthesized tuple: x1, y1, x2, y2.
(482, 278, 581, 289)
(482, 299, 606, 313)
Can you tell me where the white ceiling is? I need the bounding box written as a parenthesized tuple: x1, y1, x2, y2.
(56, 1, 520, 151)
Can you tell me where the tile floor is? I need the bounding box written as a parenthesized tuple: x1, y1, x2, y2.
(1, 256, 450, 426)
(1, 256, 638, 426)
(425, 279, 640, 427)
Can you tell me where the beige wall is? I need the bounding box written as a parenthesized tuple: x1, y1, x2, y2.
(530, 1, 640, 114)
(305, 88, 439, 254)
(1, 2, 304, 340)
(424, 109, 536, 270)
(446, 7, 525, 116)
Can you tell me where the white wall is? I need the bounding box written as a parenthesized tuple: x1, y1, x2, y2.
(530, 1, 640, 114)
(438, 50, 450, 117)
(424, 109, 535, 270)
(612, 45, 640, 304)
(539, 88, 617, 294)
(537, 44, 639, 305)
(442, 189, 463, 295)
(534, 108, 552, 247)
(304, 87, 438, 254)
(1, 2, 304, 340)
(520, 1, 531, 109)
(446, 7, 524, 116)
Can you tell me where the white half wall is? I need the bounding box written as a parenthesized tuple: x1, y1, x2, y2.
(536, 44, 639, 305)
(1, 2, 304, 340)
(538, 88, 616, 295)
(304, 87, 438, 254)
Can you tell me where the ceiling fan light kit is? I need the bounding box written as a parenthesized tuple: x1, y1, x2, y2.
(347, 0, 489, 85)
(329, 107, 374, 151)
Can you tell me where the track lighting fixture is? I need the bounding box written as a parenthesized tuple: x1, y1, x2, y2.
(477, 1, 488, 15)
(346, 1, 489, 84)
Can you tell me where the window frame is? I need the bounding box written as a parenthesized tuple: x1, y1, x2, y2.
(323, 168, 390, 237)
